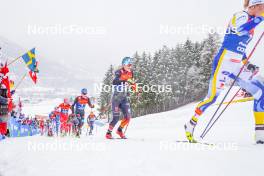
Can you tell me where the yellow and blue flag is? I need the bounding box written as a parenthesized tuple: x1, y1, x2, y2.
(21, 48, 38, 72)
(21, 48, 39, 84)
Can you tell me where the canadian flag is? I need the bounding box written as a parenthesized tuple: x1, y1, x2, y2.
(29, 71, 37, 84)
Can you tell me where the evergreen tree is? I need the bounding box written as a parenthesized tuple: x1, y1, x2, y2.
(199, 33, 221, 90)
(99, 65, 114, 119)
(99, 33, 221, 118)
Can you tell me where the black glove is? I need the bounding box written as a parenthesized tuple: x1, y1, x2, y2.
(246, 62, 259, 73)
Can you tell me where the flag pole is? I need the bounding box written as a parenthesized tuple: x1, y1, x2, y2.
(14, 72, 27, 90)
(7, 56, 22, 66)
(7, 48, 35, 66)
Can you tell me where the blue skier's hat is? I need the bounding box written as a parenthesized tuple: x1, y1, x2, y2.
(122, 57, 133, 66)
(81, 88, 88, 95)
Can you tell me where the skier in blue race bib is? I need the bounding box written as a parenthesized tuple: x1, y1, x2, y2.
(105, 57, 137, 139)
(184, 0, 264, 144)
(71, 88, 94, 137)
(87, 111, 96, 135)
(49, 107, 61, 136)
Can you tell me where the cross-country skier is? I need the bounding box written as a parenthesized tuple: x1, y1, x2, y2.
(71, 88, 94, 136)
(39, 119, 45, 136)
(184, 0, 264, 144)
(49, 107, 61, 136)
(105, 57, 136, 139)
(68, 113, 81, 137)
(87, 111, 96, 135)
(57, 98, 71, 136)
(46, 119, 53, 137)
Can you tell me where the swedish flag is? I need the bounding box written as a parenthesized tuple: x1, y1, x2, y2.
(21, 48, 37, 72)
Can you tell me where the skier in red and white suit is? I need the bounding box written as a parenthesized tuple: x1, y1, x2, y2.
(58, 98, 71, 135)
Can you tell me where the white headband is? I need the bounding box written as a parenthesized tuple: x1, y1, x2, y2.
(249, 0, 264, 7)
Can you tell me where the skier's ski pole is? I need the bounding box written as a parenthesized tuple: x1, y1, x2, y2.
(14, 72, 27, 90)
(86, 125, 88, 136)
(200, 31, 264, 139)
(7, 48, 36, 66)
(202, 88, 241, 138)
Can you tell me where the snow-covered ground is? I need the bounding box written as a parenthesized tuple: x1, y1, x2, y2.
(0, 99, 263, 176)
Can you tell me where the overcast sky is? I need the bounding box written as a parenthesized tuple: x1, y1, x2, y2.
(1, 0, 263, 81)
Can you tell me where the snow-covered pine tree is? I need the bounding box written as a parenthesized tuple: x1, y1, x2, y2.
(186, 41, 204, 100)
(199, 33, 221, 94)
(99, 33, 221, 118)
(99, 64, 114, 120)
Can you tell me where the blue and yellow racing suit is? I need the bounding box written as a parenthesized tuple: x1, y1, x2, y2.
(189, 11, 264, 141)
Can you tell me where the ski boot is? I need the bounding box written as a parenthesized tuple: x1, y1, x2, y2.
(61, 131, 67, 137)
(184, 117, 197, 143)
(89, 130, 92, 135)
(75, 127, 81, 138)
(256, 140, 264, 144)
(48, 130, 53, 137)
(76, 131, 80, 138)
(255, 130, 264, 144)
(105, 131, 113, 139)
(116, 127, 127, 139)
